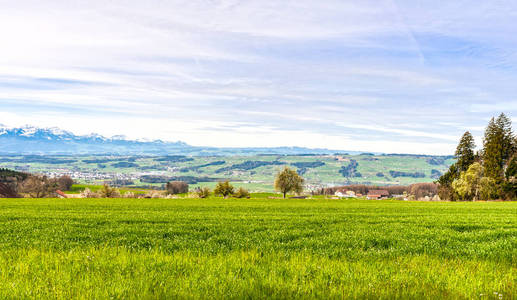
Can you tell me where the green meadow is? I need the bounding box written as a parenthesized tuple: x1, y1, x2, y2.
(0, 154, 455, 191)
(0, 197, 515, 299)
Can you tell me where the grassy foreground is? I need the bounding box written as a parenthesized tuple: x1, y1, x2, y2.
(0, 197, 515, 299)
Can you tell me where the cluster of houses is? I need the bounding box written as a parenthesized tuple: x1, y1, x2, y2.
(41, 171, 138, 183)
(334, 189, 391, 200)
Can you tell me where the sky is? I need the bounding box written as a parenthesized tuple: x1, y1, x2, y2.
(1, 0, 517, 155)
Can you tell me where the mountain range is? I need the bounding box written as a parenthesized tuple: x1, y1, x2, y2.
(0, 125, 360, 156)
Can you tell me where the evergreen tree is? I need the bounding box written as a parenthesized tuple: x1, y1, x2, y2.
(506, 155, 517, 180)
(483, 117, 504, 180)
(455, 131, 476, 172)
(437, 164, 459, 200)
(437, 131, 476, 201)
(495, 113, 516, 163)
(502, 155, 517, 200)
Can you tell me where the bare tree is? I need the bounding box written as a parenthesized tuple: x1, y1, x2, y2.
(0, 182, 20, 198)
(57, 175, 74, 191)
(18, 176, 58, 198)
(166, 181, 189, 194)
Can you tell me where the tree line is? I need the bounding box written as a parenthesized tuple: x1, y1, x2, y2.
(0, 170, 74, 198)
(438, 113, 516, 201)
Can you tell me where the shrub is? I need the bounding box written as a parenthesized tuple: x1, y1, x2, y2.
(143, 191, 163, 199)
(80, 188, 99, 198)
(99, 184, 121, 198)
(196, 187, 211, 198)
(234, 187, 250, 198)
(123, 191, 136, 198)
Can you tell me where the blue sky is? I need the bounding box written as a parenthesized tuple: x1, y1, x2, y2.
(0, 0, 516, 154)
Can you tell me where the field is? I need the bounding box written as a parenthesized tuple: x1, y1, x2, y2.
(0, 154, 455, 191)
(0, 197, 514, 299)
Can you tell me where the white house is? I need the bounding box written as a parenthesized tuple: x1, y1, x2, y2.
(335, 190, 356, 198)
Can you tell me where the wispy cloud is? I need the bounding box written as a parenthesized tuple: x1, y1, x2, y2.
(0, 0, 516, 154)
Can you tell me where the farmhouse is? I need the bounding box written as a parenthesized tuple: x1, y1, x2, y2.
(55, 190, 68, 198)
(367, 189, 389, 200)
(335, 189, 356, 198)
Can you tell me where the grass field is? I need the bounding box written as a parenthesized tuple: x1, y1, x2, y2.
(0, 197, 515, 299)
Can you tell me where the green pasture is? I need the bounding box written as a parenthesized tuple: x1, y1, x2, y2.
(0, 197, 514, 298)
(0, 154, 454, 190)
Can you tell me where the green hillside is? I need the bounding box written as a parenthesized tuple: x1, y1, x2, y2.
(0, 154, 454, 191)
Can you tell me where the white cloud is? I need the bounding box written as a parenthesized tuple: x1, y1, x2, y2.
(0, 0, 516, 154)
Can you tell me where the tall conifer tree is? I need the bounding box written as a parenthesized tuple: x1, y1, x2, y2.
(437, 132, 476, 201)
(483, 117, 504, 180)
(455, 131, 475, 172)
(495, 113, 516, 163)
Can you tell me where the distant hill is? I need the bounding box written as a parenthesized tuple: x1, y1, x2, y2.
(0, 154, 455, 190)
(0, 125, 365, 156)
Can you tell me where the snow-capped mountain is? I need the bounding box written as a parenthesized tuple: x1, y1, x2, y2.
(5, 125, 76, 140)
(0, 125, 189, 155)
(0, 125, 346, 155)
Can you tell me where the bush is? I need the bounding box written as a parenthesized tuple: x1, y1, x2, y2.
(166, 181, 189, 195)
(99, 184, 121, 198)
(143, 191, 163, 199)
(234, 187, 250, 198)
(123, 191, 136, 198)
(80, 188, 99, 198)
(195, 187, 211, 198)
